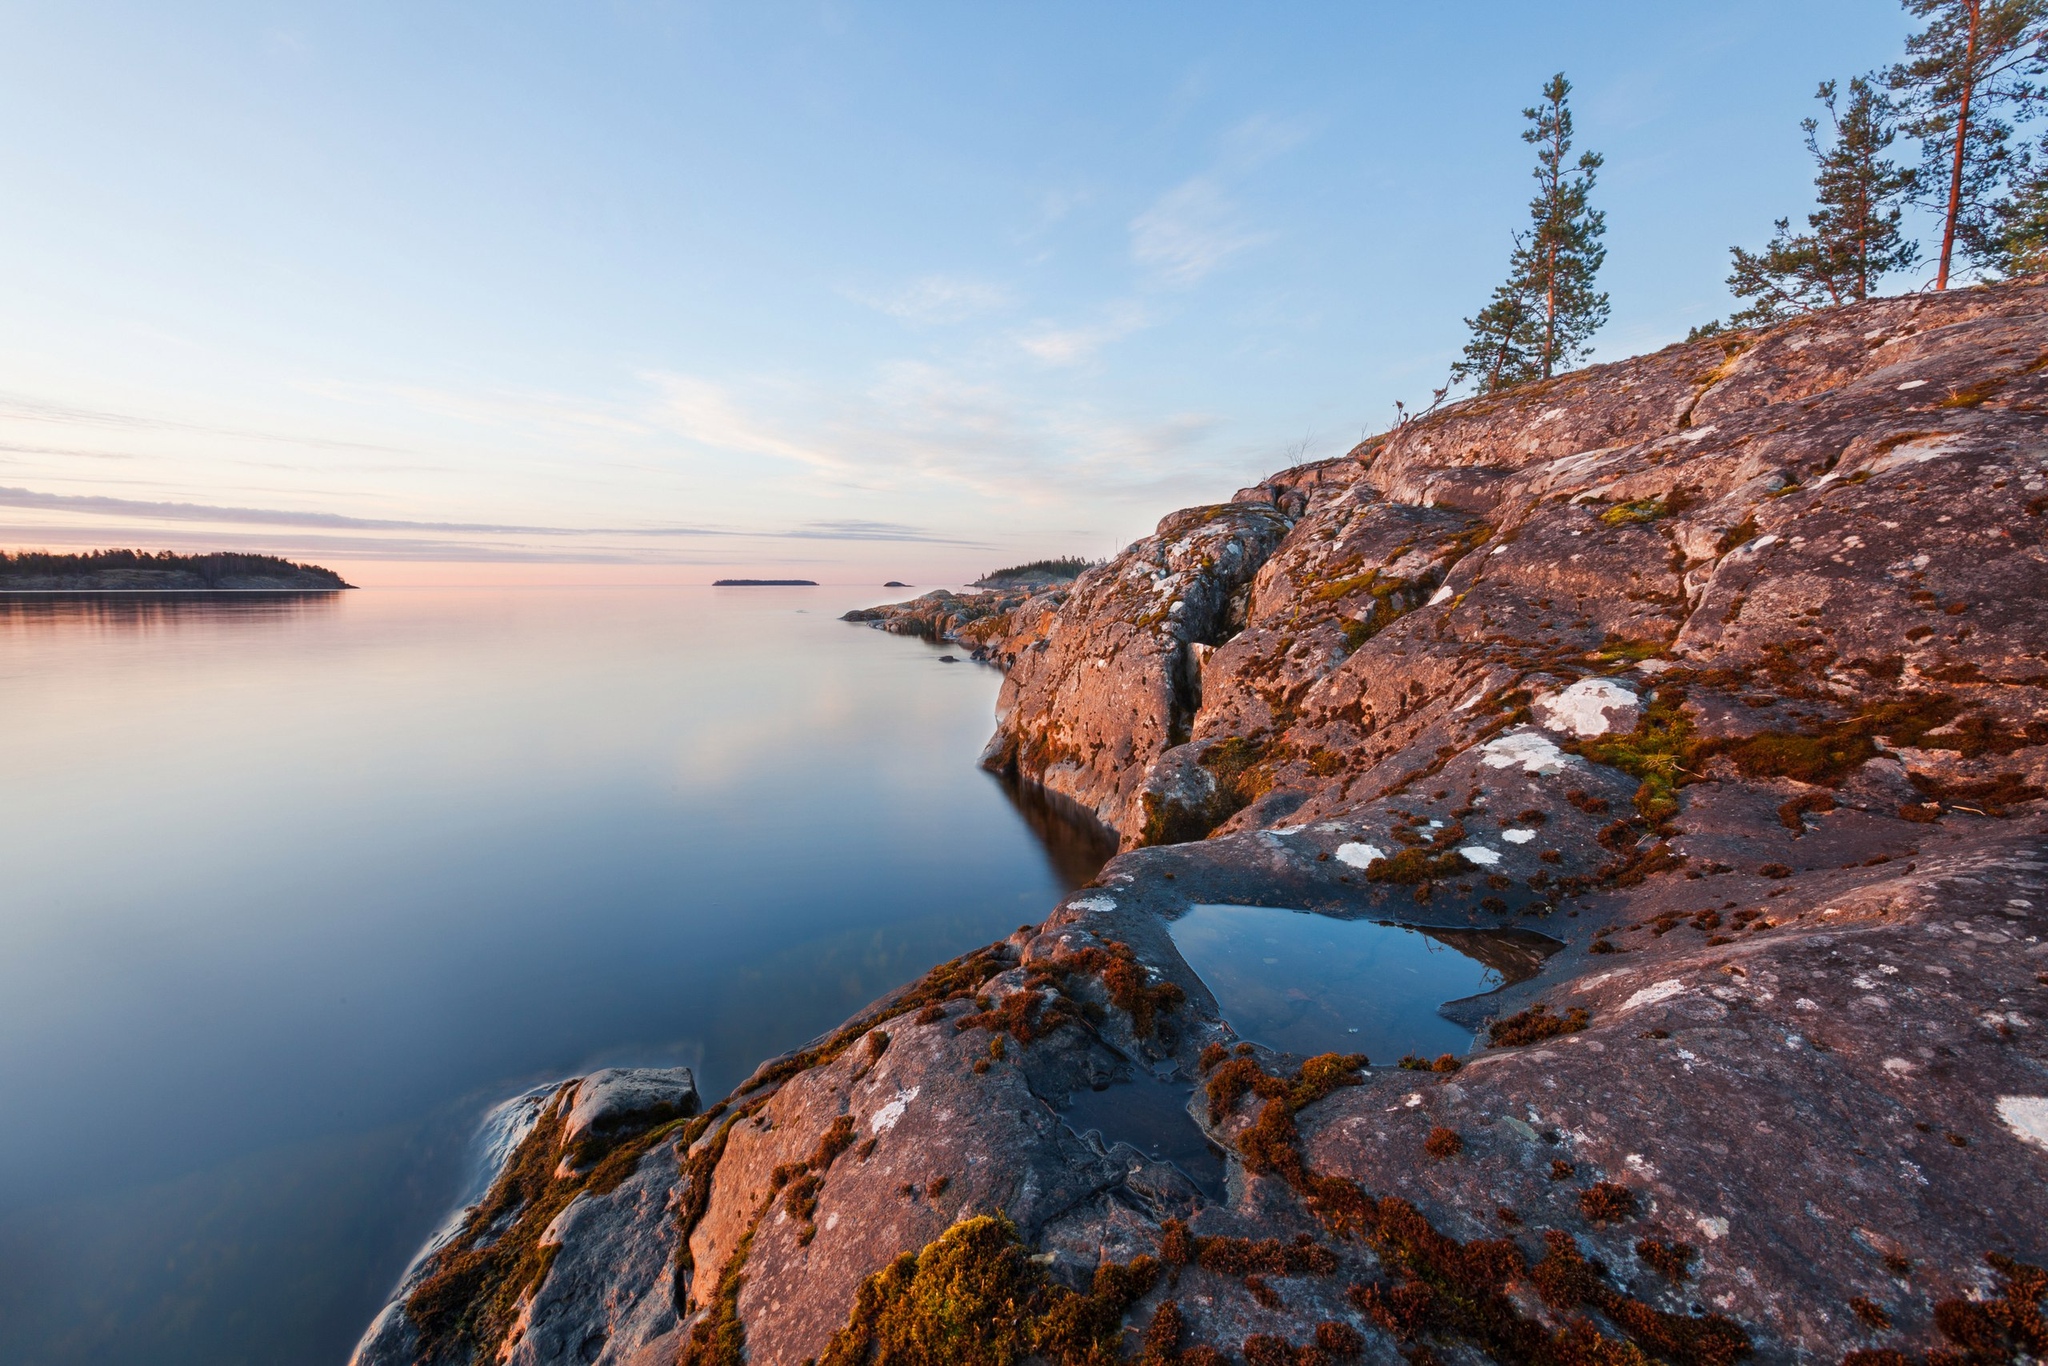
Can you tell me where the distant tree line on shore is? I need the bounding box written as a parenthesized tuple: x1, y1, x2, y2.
(974, 557, 1098, 586)
(1430, 0, 2048, 403)
(0, 549, 352, 589)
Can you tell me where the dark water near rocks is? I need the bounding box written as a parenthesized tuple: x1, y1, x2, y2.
(0, 587, 1110, 1366)
(1168, 905, 1557, 1063)
(1061, 1072, 1226, 1198)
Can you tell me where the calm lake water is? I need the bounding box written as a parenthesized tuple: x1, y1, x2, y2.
(0, 586, 1109, 1366)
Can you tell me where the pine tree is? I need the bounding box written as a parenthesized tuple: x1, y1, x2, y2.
(1981, 133, 2048, 272)
(1724, 78, 1919, 325)
(1451, 234, 1542, 392)
(1451, 74, 1608, 393)
(1888, 0, 2048, 288)
(1520, 74, 1610, 378)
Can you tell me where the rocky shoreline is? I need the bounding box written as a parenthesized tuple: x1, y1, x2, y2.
(355, 281, 2048, 1366)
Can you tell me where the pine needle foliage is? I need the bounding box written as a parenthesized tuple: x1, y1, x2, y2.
(1888, 0, 2048, 287)
(1724, 78, 1920, 326)
(1452, 73, 1609, 393)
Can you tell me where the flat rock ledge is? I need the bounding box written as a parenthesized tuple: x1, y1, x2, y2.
(358, 282, 2048, 1366)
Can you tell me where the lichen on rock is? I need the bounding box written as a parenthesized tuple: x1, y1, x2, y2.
(359, 281, 2048, 1366)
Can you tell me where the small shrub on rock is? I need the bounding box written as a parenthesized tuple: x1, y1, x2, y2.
(1488, 1003, 1590, 1047)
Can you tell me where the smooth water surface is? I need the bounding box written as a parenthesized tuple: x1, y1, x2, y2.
(1060, 1074, 1224, 1197)
(0, 587, 1108, 1366)
(1168, 905, 1551, 1062)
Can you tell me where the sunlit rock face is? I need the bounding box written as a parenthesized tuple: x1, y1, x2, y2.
(357, 283, 2048, 1366)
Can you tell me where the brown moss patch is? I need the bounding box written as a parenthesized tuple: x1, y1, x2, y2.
(816, 1212, 1163, 1366)
(1637, 1237, 1698, 1282)
(1488, 1004, 1590, 1048)
(405, 1085, 689, 1362)
(1579, 1182, 1638, 1225)
(1909, 771, 2045, 818)
(1928, 1253, 2046, 1365)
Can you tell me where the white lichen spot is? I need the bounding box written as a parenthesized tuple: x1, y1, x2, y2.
(1428, 584, 1455, 607)
(1503, 829, 1536, 845)
(1622, 979, 1689, 1012)
(869, 1086, 921, 1134)
(1405, 1093, 1424, 1108)
(1882, 1057, 1914, 1076)
(1996, 1095, 2048, 1152)
(1697, 1216, 1729, 1241)
(1626, 1153, 1659, 1176)
(1680, 424, 1719, 443)
(1533, 677, 1641, 738)
(1481, 729, 1575, 777)
(1872, 436, 1957, 473)
(1458, 845, 1502, 866)
(1067, 895, 1116, 914)
(1336, 843, 1386, 869)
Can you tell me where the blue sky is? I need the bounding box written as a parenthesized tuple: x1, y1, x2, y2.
(0, 2, 1921, 583)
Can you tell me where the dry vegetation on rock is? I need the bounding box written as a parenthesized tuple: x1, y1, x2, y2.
(354, 282, 2048, 1366)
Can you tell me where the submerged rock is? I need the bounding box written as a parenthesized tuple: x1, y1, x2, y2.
(357, 282, 2048, 1366)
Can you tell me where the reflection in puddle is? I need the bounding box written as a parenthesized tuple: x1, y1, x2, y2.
(1060, 1073, 1225, 1198)
(1168, 905, 1560, 1062)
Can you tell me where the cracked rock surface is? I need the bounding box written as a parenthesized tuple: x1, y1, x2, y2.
(355, 284, 2048, 1366)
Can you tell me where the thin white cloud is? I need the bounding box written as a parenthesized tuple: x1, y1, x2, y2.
(0, 392, 415, 456)
(0, 485, 985, 546)
(622, 357, 1238, 508)
(1217, 112, 1317, 171)
(1127, 111, 1308, 289)
(1014, 301, 1151, 365)
(1130, 176, 1270, 288)
(643, 373, 854, 477)
(844, 274, 1013, 325)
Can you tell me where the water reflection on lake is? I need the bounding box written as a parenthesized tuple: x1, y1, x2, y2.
(1167, 904, 1559, 1062)
(0, 586, 1105, 1366)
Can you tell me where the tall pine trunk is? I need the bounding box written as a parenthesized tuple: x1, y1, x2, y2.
(1939, 0, 1984, 289)
(1542, 111, 1564, 378)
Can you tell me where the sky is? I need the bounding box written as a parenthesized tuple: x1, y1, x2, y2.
(0, 2, 1925, 586)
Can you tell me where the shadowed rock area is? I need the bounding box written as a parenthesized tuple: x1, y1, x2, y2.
(355, 282, 2048, 1366)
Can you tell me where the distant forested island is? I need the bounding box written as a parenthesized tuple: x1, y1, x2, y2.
(0, 550, 354, 591)
(712, 578, 817, 586)
(971, 556, 1095, 588)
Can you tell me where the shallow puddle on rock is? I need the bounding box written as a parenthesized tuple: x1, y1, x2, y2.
(1061, 1073, 1225, 1197)
(1168, 904, 1559, 1062)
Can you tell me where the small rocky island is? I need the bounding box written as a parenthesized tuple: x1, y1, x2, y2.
(355, 281, 2048, 1366)
(840, 558, 1094, 641)
(0, 549, 352, 591)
